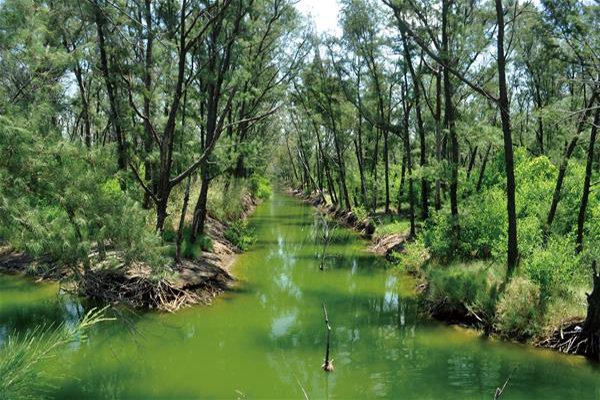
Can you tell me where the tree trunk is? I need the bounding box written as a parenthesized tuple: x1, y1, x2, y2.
(397, 153, 406, 214)
(496, 0, 518, 275)
(476, 144, 491, 192)
(582, 261, 600, 360)
(546, 91, 598, 231)
(402, 31, 429, 220)
(176, 176, 192, 261)
(434, 70, 442, 211)
(576, 107, 599, 253)
(190, 166, 210, 243)
(94, 3, 127, 172)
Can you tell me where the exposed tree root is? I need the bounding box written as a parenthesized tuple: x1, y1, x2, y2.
(79, 260, 233, 312)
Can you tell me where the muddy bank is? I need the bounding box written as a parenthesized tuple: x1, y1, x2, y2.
(288, 189, 407, 259)
(0, 193, 259, 312)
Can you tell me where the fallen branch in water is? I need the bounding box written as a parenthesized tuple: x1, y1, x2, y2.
(322, 303, 334, 372)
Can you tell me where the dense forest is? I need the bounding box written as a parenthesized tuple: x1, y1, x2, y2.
(0, 0, 599, 398)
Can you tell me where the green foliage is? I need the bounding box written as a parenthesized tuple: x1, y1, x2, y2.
(376, 219, 411, 237)
(0, 117, 168, 276)
(391, 237, 429, 274)
(207, 179, 249, 221)
(249, 175, 272, 200)
(0, 308, 112, 400)
(181, 235, 213, 259)
(426, 262, 501, 324)
(224, 220, 255, 251)
(522, 237, 583, 301)
(495, 277, 542, 339)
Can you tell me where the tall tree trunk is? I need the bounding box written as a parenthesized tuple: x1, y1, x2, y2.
(576, 107, 599, 253)
(176, 176, 192, 261)
(403, 105, 416, 238)
(496, 0, 518, 275)
(402, 31, 429, 219)
(397, 153, 407, 214)
(434, 70, 443, 210)
(441, 0, 459, 250)
(94, 3, 127, 172)
(546, 91, 598, 231)
(143, 0, 155, 209)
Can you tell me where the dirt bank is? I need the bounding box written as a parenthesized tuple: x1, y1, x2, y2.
(0, 193, 259, 312)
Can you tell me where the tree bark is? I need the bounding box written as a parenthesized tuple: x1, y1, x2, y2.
(576, 106, 599, 253)
(495, 0, 518, 275)
(546, 90, 598, 231)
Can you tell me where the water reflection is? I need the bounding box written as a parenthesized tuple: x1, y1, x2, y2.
(2, 194, 600, 398)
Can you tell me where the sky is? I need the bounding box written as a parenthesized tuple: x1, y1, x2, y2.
(295, 0, 341, 36)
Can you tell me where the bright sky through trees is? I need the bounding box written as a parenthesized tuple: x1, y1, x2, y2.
(296, 0, 341, 35)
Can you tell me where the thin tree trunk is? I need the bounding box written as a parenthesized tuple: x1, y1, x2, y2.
(546, 91, 598, 231)
(176, 176, 192, 261)
(94, 3, 127, 171)
(476, 144, 492, 192)
(576, 107, 599, 253)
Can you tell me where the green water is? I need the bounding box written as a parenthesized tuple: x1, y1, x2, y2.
(2, 193, 600, 399)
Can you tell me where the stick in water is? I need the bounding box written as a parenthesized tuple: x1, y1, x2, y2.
(322, 303, 334, 372)
(494, 367, 516, 399)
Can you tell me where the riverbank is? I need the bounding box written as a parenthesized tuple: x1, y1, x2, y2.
(0, 192, 259, 312)
(288, 188, 590, 359)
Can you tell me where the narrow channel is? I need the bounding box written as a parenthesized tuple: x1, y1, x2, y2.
(1, 193, 599, 398)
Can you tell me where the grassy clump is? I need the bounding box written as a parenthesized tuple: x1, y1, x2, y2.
(495, 277, 542, 339)
(0, 308, 111, 400)
(425, 261, 501, 326)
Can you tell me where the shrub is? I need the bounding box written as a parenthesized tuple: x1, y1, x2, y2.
(181, 234, 213, 259)
(522, 237, 582, 301)
(426, 262, 500, 324)
(392, 237, 429, 274)
(249, 175, 272, 200)
(495, 277, 542, 339)
(421, 211, 459, 262)
(224, 220, 255, 251)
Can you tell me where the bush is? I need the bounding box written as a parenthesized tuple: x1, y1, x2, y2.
(180, 234, 213, 259)
(421, 211, 459, 262)
(392, 237, 429, 273)
(495, 277, 542, 339)
(426, 262, 500, 324)
(522, 237, 582, 301)
(224, 220, 255, 251)
(249, 175, 272, 200)
(207, 179, 250, 221)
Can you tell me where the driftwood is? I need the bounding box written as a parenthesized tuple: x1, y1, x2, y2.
(322, 303, 334, 372)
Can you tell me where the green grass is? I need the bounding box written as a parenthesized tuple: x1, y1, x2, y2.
(375, 219, 411, 237)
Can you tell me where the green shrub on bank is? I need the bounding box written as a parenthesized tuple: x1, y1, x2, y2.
(522, 237, 583, 301)
(249, 175, 272, 200)
(224, 220, 255, 251)
(0, 119, 168, 274)
(495, 277, 542, 339)
(181, 234, 213, 259)
(426, 262, 500, 324)
(392, 237, 429, 274)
